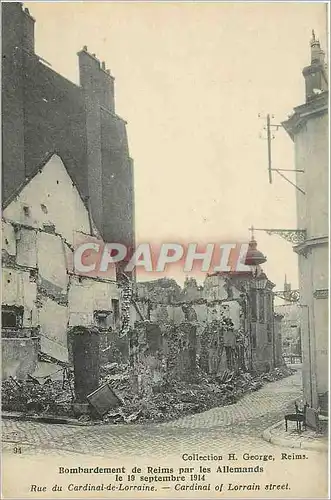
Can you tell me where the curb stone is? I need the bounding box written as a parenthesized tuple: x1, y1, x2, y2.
(1, 411, 96, 426)
(262, 420, 328, 452)
(2, 412, 137, 429)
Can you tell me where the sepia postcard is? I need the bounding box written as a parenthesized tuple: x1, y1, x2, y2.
(1, 1, 329, 499)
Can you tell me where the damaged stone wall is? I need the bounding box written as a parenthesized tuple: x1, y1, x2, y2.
(248, 288, 277, 373)
(2, 218, 121, 375)
(200, 322, 225, 375)
(2, 338, 39, 380)
(129, 322, 164, 396)
(133, 288, 244, 363)
(2, 220, 71, 370)
(128, 320, 198, 394)
(162, 322, 197, 382)
(128, 313, 246, 389)
(132, 296, 241, 330)
(68, 276, 119, 327)
(132, 273, 278, 377)
(2, 154, 121, 380)
(2, 266, 38, 330)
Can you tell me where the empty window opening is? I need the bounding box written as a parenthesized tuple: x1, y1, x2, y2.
(41, 204, 48, 214)
(251, 324, 257, 349)
(29, 269, 37, 281)
(2, 306, 24, 328)
(23, 205, 30, 217)
(111, 299, 120, 324)
(94, 310, 112, 330)
(42, 223, 55, 234)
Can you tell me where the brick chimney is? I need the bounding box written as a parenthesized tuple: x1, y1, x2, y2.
(77, 46, 115, 112)
(22, 5, 35, 53)
(2, 3, 35, 54)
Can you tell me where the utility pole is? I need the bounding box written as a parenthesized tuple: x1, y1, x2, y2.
(266, 114, 272, 184)
(258, 113, 305, 193)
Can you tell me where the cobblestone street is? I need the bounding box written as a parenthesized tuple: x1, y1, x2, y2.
(2, 369, 311, 459)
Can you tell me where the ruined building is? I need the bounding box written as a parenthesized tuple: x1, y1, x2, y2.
(203, 237, 282, 372)
(2, 154, 120, 379)
(133, 238, 283, 376)
(2, 2, 135, 250)
(282, 33, 328, 411)
(1, 3, 134, 380)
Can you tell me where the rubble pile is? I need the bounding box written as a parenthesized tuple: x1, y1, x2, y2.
(100, 364, 295, 424)
(2, 363, 295, 423)
(2, 376, 74, 417)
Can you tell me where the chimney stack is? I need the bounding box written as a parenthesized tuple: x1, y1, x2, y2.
(77, 46, 115, 112)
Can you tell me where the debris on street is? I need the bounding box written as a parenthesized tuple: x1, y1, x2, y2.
(2, 375, 74, 417)
(2, 361, 295, 424)
(99, 363, 296, 424)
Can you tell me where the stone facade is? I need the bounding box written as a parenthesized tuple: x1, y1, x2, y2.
(282, 34, 328, 410)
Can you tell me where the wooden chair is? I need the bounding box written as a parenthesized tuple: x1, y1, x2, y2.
(285, 402, 309, 432)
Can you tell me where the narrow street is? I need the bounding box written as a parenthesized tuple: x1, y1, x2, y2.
(2, 369, 306, 459)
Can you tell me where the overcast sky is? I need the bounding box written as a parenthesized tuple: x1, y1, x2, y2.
(28, 1, 327, 291)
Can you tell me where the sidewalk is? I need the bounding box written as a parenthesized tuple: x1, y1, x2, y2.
(263, 419, 328, 452)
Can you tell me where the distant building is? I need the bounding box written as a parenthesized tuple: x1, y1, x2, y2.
(2, 154, 120, 380)
(273, 313, 284, 367)
(2, 3, 135, 252)
(274, 277, 301, 362)
(274, 302, 301, 361)
(282, 33, 328, 410)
